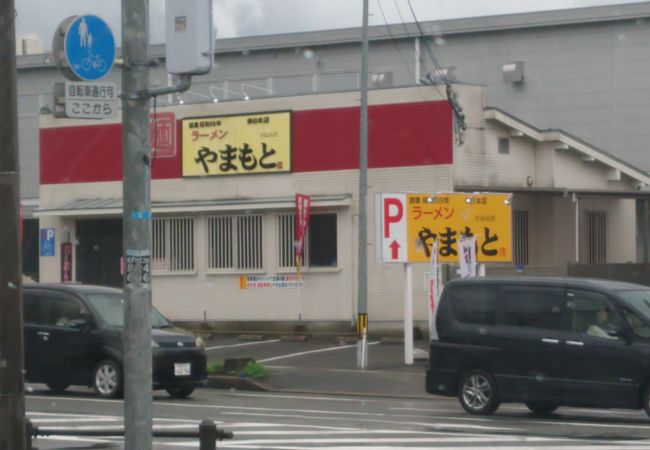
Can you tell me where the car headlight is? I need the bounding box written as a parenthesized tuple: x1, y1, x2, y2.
(195, 336, 205, 350)
(151, 340, 160, 348)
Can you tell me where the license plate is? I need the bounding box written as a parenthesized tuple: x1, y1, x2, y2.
(174, 363, 191, 376)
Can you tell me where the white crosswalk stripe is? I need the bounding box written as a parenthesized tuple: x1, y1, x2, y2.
(27, 411, 650, 449)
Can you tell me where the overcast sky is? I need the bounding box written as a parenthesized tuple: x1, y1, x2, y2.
(15, 0, 650, 50)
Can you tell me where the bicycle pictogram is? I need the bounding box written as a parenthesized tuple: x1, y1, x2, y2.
(81, 52, 106, 72)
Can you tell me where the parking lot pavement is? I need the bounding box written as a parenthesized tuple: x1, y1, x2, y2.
(203, 335, 431, 398)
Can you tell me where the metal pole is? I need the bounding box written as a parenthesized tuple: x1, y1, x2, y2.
(0, 0, 27, 447)
(122, 0, 153, 448)
(404, 264, 414, 365)
(357, 0, 369, 369)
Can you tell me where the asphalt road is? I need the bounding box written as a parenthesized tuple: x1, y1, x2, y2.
(25, 336, 650, 449)
(27, 386, 650, 449)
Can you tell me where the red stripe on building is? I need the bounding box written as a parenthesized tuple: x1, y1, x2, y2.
(40, 101, 453, 184)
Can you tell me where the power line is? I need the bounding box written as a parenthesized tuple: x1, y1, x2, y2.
(376, 0, 415, 82)
(405, 0, 450, 85)
(404, 0, 466, 131)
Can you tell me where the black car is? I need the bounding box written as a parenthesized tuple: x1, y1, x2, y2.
(426, 277, 650, 417)
(23, 283, 207, 398)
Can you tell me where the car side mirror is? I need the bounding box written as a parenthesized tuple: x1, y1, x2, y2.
(71, 318, 91, 331)
(608, 325, 633, 343)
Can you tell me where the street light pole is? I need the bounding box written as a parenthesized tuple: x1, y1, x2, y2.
(122, 0, 153, 447)
(0, 0, 27, 447)
(357, 0, 369, 369)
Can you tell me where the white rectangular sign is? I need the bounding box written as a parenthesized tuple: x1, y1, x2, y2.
(459, 235, 478, 278)
(64, 81, 117, 119)
(376, 193, 407, 263)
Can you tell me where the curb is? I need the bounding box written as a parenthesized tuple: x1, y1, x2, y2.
(204, 377, 429, 400)
(206, 375, 269, 391)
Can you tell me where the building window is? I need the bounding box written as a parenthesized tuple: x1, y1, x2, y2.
(513, 210, 529, 266)
(498, 137, 510, 154)
(585, 210, 607, 264)
(207, 214, 263, 271)
(277, 213, 337, 269)
(152, 217, 195, 273)
(277, 213, 302, 268)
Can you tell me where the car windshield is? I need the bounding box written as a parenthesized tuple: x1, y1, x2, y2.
(84, 293, 170, 328)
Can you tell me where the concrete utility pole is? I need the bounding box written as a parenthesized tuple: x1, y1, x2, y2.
(122, 0, 153, 447)
(0, 0, 27, 447)
(357, 0, 369, 369)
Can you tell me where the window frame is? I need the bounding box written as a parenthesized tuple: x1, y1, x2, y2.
(152, 215, 196, 275)
(275, 211, 339, 273)
(206, 213, 265, 274)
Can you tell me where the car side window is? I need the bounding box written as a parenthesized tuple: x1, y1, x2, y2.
(566, 290, 622, 340)
(23, 293, 47, 325)
(620, 308, 650, 339)
(449, 285, 498, 325)
(500, 287, 565, 330)
(46, 297, 85, 328)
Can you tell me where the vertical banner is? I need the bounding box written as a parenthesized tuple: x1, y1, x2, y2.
(61, 242, 73, 282)
(428, 239, 440, 341)
(295, 194, 312, 275)
(458, 235, 478, 278)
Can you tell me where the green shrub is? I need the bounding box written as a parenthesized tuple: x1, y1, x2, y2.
(207, 360, 224, 374)
(239, 361, 268, 379)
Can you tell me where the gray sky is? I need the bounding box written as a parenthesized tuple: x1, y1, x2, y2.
(15, 0, 650, 50)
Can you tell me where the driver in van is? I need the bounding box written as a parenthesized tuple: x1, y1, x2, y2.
(587, 307, 618, 340)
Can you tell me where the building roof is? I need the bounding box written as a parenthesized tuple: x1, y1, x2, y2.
(17, 2, 650, 69)
(34, 195, 352, 217)
(484, 107, 650, 187)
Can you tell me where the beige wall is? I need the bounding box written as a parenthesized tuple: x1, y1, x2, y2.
(38, 164, 454, 323)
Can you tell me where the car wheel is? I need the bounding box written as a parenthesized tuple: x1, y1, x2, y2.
(93, 359, 122, 398)
(458, 369, 500, 415)
(46, 381, 70, 393)
(525, 401, 559, 415)
(166, 387, 194, 399)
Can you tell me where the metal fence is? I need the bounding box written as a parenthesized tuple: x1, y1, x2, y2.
(483, 263, 650, 287)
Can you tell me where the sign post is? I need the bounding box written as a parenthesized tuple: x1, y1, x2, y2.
(377, 192, 513, 364)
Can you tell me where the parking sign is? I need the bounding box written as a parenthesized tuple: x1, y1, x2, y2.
(40, 228, 56, 257)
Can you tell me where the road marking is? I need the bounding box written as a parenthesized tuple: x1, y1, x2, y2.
(223, 391, 374, 402)
(258, 342, 380, 363)
(265, 364, 426, 375)
(206, 339, 281, 351)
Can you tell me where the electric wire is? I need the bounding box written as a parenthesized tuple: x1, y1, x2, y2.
(406, 0, 450, 85)
(376, 0, 416, 83)
(404, 0, 466, 131)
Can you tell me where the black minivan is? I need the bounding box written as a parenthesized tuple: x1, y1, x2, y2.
(23, 284, 207, 398)
(426, 277, 650, 417)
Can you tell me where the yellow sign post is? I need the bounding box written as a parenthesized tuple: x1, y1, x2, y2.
(181, 111, 291, 177)
(405, 192, 512, 263)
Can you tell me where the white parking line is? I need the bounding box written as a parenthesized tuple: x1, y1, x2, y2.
(258, 342, 380, 363)
(206, 339, 281, 350)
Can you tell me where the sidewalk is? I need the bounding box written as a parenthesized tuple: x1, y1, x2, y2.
(205, 338, 431, 399)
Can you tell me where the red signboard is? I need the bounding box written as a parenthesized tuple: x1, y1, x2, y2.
(40, 101, 453, 184)
(61, 242, 73, 282)
(295, 194, 312, 269)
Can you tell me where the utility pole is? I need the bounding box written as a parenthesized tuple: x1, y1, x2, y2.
(0, 0, 27, 447)
(357, 0, 369, 369)
(122, 0, 153, 447)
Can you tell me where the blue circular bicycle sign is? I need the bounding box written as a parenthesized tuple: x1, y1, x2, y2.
(64, 15, 115, 81)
